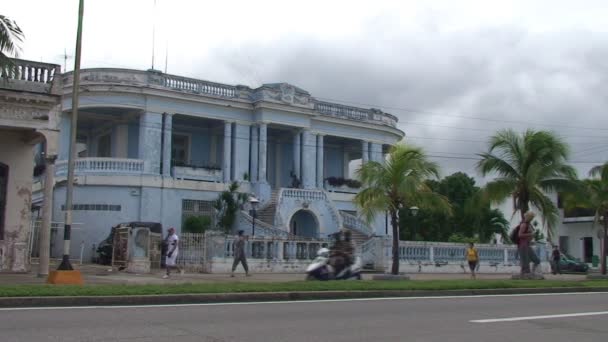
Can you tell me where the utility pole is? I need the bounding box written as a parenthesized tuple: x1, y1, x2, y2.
(56, 0, 85, 274)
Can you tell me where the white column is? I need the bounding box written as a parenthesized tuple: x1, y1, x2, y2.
(362, 140, 369, 164)
(370, 142, 382, 163)
(259, 123, 268, 182)
(316, 134, 324, 188)
(293, 131, 301, 181)
(301, 129, 315, 189)
(38, 156, 56, 277)
(138, 112, 163, 174)
(162, 113, 173, 177)
(223, 121, 232, 183)
(250, 125, 259, 182)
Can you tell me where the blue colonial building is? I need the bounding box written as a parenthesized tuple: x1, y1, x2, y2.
(34, 68, 404, 260)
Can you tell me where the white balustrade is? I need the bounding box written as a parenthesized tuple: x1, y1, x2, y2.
(282, 188, 327, 201)
(161, 75, 237, 97)
(314, 101, 398, 128)
(55, 158, 144, 175)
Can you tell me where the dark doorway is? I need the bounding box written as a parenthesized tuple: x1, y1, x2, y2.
(289, 210, 318, 238)
(583, 237, 593, 263)
(0, 163, 8, 240)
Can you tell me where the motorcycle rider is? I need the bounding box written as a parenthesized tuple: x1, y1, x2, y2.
(343, 231, 354, 264)
(330, 231, 355, 277)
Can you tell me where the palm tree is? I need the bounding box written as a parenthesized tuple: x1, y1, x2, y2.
(477, 129, 577, 242)
(0, 15, 24, 77)
(354, 144, 451, 275)
(564, 162, 608, 275)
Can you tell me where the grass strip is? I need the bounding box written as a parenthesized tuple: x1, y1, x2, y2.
(0, 280, 607, 297)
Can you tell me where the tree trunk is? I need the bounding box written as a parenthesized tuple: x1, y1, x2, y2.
(602, 213, 607, 275)
(390, 209, 400, 275)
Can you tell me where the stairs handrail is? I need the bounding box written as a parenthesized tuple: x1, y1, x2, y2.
(340, 211, 373, 236)
(239, 210, 294, 238)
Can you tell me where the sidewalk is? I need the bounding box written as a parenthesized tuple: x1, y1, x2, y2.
(0, 263, 589, 286)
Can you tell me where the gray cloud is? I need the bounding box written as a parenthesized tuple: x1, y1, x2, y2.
(205, 20, 608, 180)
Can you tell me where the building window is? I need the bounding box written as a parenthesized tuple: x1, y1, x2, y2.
(172, 134, 190, 166)
(0, 163, 7, 240)
(97, 133, 112, 158)
(182, 199, 214, 223)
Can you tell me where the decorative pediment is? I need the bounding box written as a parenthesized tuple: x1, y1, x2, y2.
(252, 83, 313, 108)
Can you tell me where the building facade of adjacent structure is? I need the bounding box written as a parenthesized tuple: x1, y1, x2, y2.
(0, 59, 61, 271)
(497, 192, 605, 264)
(32, 68, 404, 261)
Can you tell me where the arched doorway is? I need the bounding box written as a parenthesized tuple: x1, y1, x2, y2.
(289, 210, 318, 238)
(0, 163, 7, 240)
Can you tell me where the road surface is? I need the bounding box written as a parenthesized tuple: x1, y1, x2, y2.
(2, 292, 607, 341)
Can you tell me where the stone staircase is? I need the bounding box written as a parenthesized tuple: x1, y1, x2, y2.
(346, 228, 371, 247)
(256, 190, 279, 226)
(339, 211, 374, 247)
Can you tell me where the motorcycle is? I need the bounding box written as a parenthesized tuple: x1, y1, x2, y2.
(305, 247, 363, 281)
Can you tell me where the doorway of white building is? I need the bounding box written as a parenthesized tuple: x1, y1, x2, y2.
(583, 237, 593, 263)
(289, 210, 319, 238)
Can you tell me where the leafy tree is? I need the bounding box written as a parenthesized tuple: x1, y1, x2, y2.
(399, 172, 509, 243)
(213, 182, 248, 234)
(354, 144, 451, 275)
(477, 129, 577, 242)
(182, 216, 212, 234)
(564, 162, 608, 274)
(0, 15, 24, 77)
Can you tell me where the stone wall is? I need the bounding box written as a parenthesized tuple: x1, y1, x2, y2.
(0, 132, 35, 272)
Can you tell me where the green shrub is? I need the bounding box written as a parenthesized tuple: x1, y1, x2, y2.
(182, 216, 212, 233)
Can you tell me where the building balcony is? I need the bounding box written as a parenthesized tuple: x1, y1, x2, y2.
(55, 158, 145, 176)
(324, 177, 361, 194)
(172, 164, 223, 182)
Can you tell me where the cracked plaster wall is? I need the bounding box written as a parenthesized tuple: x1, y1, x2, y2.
(0, 131, 35, 272)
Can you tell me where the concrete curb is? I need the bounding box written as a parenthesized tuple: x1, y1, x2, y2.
(1, 287, 608, 308)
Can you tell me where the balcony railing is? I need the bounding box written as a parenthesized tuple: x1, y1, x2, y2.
(172, 165, 223, 182)
(65, 68, 400, 129)
(55, 158, 145, 176)
(0, 59, 61, 94)
(314, 101, 398, 128)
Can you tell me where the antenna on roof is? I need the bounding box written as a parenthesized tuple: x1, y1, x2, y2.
(164, 40, 168, 73)
(151, 0, 157, 70)
(60, 48, 73, 72)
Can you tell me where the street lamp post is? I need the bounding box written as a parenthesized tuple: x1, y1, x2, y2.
(409, 206, 419, 241)
(249, 196, 259, 236)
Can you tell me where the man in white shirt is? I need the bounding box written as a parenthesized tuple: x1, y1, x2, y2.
(163, 227, 183, 278)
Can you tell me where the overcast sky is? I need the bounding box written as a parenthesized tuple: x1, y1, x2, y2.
(6, 0, 608, 182)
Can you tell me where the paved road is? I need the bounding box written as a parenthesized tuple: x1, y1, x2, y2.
(2, 293, 607, 341)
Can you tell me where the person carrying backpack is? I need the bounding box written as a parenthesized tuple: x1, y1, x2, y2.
(517, 211, 541, 278)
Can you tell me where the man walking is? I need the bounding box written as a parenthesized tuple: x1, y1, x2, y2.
(466, 242, 479, 279)
(163, 227, 182, 279)
(518, 211, 541, 278)
(231, 230, 250, 277)
(551, 245, 562, 275)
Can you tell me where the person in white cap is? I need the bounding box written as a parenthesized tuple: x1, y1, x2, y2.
(163, 227, 182, 279)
